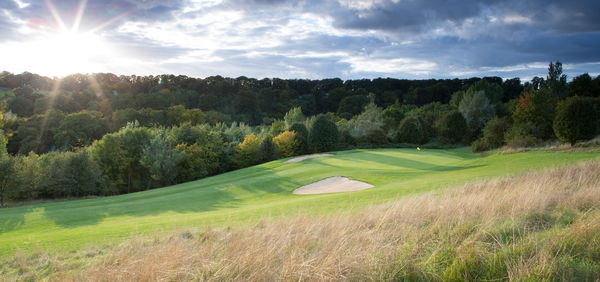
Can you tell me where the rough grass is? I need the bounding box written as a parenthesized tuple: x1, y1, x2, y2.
(3, 159, 600, 281)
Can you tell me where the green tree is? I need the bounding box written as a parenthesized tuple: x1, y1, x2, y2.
(283, 107, 305, 128)
(54, 111, 109, 150)
(381, 103, 414, 131)
(308, 115, 339, 152)
(141, 130, 184, 187)
(233, 134, 262, 168)
(289, 123, 308, 154)
(553, 97, 599, 145)
(513, 90, 557, 139)
(0, 130, 11, 206)
(472, 116, 511, 152)
(435, 110, 468, 144)
(175, 131, 225, 182)
(343, 102, 384, 141)
(393, 116, 425, 144)
(459, 91, 495, 139)
(259, 135, 277, 162)
(273, 131, 299, 158)
(545, 61, 568, 99)
(0, 157, 12, 207)
(270, 119, 286, 136)
(89, 126, 152, 194)
(337, 95, 370, 118)
(569, 73, 595, 97)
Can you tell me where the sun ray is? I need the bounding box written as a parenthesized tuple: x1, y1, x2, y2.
(72, 0, 88, 32)
(88, 74, 113, 115)
(35, 77, 62, 151)
(89, 11, 131, 34)
(43, 0, 67, 32)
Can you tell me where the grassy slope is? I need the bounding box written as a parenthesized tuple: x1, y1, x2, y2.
(0, 148, 598, 256)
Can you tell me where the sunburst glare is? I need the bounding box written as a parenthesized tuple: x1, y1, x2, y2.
(0, 0, 119, 77)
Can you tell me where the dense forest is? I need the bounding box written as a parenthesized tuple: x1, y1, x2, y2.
(1, 61, 599, 206)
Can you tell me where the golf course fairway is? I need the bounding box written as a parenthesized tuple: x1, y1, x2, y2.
(1, 147, 599, 256)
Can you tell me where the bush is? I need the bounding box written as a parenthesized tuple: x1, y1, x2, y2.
(553, 97, 599, 145)
(505, 122, 542, 148)
(393, 117, 425, 144)
(308, 115, 339, 152)
(435, 110, 468, 144)
(273, 131, 299, 158)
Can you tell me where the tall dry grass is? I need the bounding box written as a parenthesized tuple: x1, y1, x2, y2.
(3, 160, 600, 281)
(62, 160, 600, 281)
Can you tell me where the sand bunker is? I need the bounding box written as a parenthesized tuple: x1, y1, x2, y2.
(285, 153, 334, 163)
(293, 176, 374, 194)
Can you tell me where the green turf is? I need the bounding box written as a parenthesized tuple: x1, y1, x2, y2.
(0, 148, 598, 256)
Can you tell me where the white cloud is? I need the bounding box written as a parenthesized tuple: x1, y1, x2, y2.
(344, 57, 438, 75)
(503, 14, 532, 24)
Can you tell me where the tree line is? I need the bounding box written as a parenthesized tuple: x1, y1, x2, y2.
(0, 61, 599, 206)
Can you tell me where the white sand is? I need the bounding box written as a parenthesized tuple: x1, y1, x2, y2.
(293, 176, 374, 194)
(284, 153, 334, 163)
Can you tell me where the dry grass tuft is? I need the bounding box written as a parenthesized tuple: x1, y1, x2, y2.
(62, 160, 600, 281)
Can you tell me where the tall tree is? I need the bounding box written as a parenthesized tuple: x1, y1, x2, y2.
(308, 115, 339, 152)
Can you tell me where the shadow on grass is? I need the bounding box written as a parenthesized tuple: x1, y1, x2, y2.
(0, 165, 297, 231)
(0, 205, 32, 234)
(353, 150, 486, 172)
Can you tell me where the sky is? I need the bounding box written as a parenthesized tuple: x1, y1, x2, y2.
(0, 0, 599, 80)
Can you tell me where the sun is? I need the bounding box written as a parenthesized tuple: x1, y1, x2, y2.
(0, 31, 115, 77)
(0, 0, 122, 77)
(39, 31, 114, 76)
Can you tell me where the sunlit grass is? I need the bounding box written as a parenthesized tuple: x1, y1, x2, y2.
(0, 148, 598, 258)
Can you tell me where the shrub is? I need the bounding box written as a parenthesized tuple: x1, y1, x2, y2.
(308, 115, 339, 152)
(504, 122, 542, 148)
(273, 131, 300, 158)
(435, 110, 468, 144)
(553, 97, 599, 145)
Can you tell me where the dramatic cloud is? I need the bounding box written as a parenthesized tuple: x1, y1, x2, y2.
(0, 0, 598, 79)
